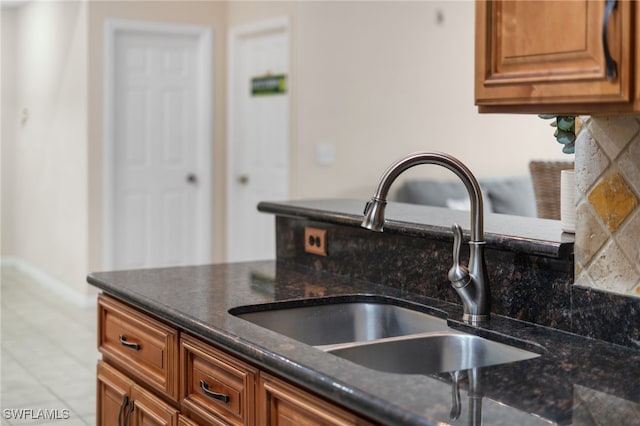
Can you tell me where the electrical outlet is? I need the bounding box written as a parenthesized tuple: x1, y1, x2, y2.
(304, 227, 327, 256)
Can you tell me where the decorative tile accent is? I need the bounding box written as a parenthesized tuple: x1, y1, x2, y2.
(575, 115, 640, 298)
(586, 240, 639, 293)
(588, 115, 640, 159)
(575, 269, 594, 288)
(574, 201, 608, 266)
(574, 131, 609, 198)
(587, 171, 638, 232)
(618, 132, 640, 195)
(617, 208, 640, 266)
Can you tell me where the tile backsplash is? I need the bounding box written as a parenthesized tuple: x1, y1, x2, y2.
(575, 115, 640, 296)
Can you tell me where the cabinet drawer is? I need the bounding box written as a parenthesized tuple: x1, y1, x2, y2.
(181, 334, 257, 426)
(98, 294, 179, 401)
(178, 414, 200, 426)
(258, 373, 375, 426)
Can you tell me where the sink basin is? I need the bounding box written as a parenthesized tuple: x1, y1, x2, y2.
(231, 297, 541, 375)
(327, 332, 540, 374)
(230, 298, 449, 348)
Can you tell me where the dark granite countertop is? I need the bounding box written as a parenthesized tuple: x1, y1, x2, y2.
(258, 199, 575, 259)
(88, 261, 640, 426)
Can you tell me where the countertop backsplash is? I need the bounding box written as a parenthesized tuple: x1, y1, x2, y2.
(262, 199, 640, 350)
(574, 115, 640, 297)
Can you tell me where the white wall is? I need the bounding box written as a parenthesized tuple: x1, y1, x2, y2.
(293, 1, 566, 199)
(2, 8, 18, 256)
(226, 1, 567, 201)
(2, 1, 568, 297)
(1, 1, 90, 298)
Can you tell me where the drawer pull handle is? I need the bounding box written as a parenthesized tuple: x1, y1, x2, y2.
(119, 335, 141, 351)
(602, 0, 618, 79)
(199, 380, 230, 403)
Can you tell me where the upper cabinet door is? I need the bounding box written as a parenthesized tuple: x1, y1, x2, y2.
(475, 0, 638, 113)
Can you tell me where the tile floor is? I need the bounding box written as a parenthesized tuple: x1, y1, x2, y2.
(1, 266, 99, 426)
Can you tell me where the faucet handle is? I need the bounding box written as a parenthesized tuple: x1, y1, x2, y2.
(448, 223, 471, 288)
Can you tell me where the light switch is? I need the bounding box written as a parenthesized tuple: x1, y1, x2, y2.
(315, 143, 335, 166)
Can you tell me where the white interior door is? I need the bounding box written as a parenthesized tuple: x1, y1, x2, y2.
(105, 20, 212, 270)
(227, 18, 290, 262)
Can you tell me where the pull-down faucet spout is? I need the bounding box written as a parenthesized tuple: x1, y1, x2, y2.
(362, 152, 490, 324)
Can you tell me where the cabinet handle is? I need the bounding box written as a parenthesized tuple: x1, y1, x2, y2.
(123, 400, 135, 426)
(119, 335, 141, 351)
(118, 396, 129, 426)
(602, 0, 618, 80)
(199, 380, 230, 403)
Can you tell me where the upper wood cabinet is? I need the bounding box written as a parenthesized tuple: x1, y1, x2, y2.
(475, 0, 639, 114)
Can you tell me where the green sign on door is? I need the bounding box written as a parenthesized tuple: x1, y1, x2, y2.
(251, 74, 287, 96)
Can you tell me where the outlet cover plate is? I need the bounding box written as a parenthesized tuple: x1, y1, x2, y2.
(304, 227, 327, 256)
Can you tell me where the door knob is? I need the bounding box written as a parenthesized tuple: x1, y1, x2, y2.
(186, 174, 197, 184)
(237, 175, 249, 185)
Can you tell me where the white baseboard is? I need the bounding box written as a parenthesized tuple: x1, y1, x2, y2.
(1, 257, 97, 309)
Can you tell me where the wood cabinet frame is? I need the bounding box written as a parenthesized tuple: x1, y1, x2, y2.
(98, 360, 179, 426)
(475, 0, 639, 113)
(97, 294, 375, 426)
(180, 334, 257, 426)
(98, 294, 180, 401)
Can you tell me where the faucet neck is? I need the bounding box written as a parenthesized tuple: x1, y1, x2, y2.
(370, 152, 484, 242)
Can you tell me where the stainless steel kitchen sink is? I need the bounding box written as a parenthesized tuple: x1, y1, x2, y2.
(230, 298, 450, 348)
(326, 332, 540, 374)
(231, 297, 541, 374)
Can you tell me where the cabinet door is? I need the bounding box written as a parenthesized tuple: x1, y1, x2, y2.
(129, 385, 179, 426)
(97, 361, 134, 426)
(475, 0, 636, 113)
(98, 361, 179, 426)
(258, 373, 374, 426)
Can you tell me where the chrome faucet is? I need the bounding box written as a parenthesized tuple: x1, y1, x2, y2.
(362, 152, 490, 324)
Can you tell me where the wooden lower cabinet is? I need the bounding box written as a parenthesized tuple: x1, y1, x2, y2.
(258, 373, 374, 426)
(97, 361, 131, 426)
(96, 295, 375, 426)
(179, 415, 201, 426)
(180, 334, 257, 426)
(97, 360, 179, 426)
(130, 385, 180, 426)
(98, 294, 179, 401)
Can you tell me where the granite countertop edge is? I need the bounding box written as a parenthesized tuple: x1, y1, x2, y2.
(87, 272, 427, 426)
(87, 261, 639, 426)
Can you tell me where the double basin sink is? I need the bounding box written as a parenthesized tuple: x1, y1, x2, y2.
(230, 297, 540, 376)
